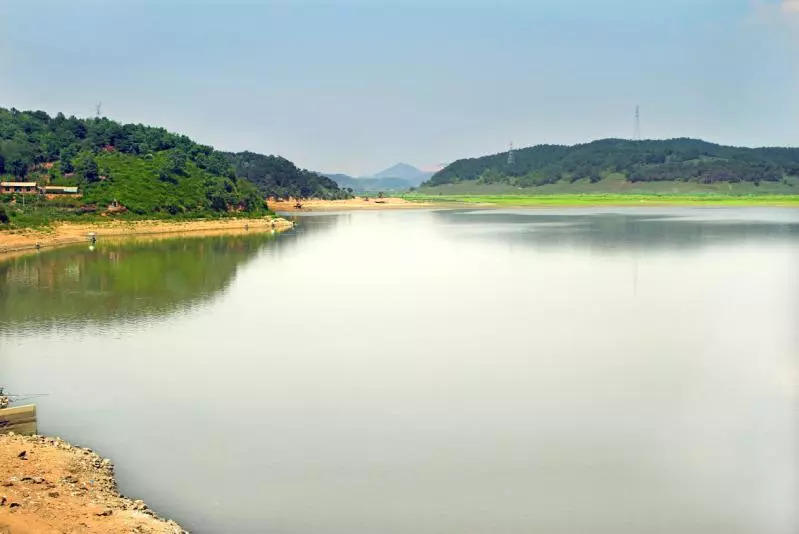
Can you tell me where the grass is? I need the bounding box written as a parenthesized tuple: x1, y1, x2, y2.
(415, 176, 799, 196)
(0, 192, 276, 230)
(1, 150, 273, 229)
(404, 177, 799, 207)
(403, 193, 799, 207)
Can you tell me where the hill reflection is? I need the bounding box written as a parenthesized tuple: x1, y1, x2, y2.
(0, 233, 282, 329)
(432, 209, 799, 251)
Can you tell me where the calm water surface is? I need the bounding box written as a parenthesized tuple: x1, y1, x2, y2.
(1, 207, 797, 534)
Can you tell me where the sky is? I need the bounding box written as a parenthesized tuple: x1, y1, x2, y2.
(0, 0, 798, 176)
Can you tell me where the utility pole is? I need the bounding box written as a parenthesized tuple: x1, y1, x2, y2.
(634, 105, 641, 141)
(507, 141, 515, 166)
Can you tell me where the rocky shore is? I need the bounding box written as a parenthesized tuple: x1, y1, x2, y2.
(0, 433, 186, 533)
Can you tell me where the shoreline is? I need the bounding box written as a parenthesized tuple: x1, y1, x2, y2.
(0, 217, 293, 259)
(0, 432, 185, 533)
(270, 195, 799, 213)
(402, 193, 799, 208)
(269, 197, 446, 212)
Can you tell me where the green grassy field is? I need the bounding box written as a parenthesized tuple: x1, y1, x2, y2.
(416, 175, 799, 196)
(406, 176, 799, 207)
(404, 193, 799, 207)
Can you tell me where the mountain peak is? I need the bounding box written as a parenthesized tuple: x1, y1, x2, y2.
(372, 163, 426, 180)
(368, 163, 433, 186)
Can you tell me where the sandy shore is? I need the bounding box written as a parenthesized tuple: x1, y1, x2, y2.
(0, 433, 185, 533)
(270, 196, 443, 212)
(0, 217, 293, 258)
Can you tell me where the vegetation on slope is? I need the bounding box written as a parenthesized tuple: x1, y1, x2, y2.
(0, 107, 348, 227)
(225, 151, 351, 200)
(0, 107, 265, 219)
(426, 138, 799, 191)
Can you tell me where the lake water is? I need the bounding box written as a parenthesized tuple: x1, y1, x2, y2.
(1, 207, 797, 534)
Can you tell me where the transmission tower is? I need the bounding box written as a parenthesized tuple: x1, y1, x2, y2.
(507, 141, 515, 166)
(95, 102, 103, 118)
(634, 105, 641, 141)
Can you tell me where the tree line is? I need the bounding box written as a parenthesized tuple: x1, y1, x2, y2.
(224, 152, 351, 200)
(426, 138, 799, 187)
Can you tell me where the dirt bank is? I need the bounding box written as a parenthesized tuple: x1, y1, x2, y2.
(0, 217, 293, 258)
(0, 433, 185, 533)
(270, 196, 442, 211)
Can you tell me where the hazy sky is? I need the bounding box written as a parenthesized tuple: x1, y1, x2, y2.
(1, 0, 797, 175)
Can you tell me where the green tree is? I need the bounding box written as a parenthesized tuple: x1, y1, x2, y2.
(167, 150, 187, 175)
(8, 158, 27, 177)
(59, 146, 77, 173)
(75, 153, 99, 182)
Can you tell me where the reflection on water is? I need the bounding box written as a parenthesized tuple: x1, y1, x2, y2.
(1, 207, 797, 534)
(431, 207, 799, 251)
(0, 231, 306, 330)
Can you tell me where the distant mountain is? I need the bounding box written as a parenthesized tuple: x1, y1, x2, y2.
(323, 173, 413, 193)
(424, 138, 799, 188)
(323, 162, 433, 193)
(372, 163, 432, 185)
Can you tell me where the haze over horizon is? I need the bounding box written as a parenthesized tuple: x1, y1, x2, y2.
(1, 0, 797, 176)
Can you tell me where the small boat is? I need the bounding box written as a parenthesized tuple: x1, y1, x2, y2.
(0, 404, 37, 436)
(0, 388, 42, 436)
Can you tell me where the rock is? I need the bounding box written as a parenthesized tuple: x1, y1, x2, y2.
(95, 508, 113, 517)
(17, 450, 27, 460)
(8, 502, 20, 509)
(32, 477, 44, 484)
(48, 491, 59, 498)
(100, 458, 112, 468)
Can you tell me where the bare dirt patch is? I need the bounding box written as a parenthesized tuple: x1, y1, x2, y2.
(0, 433, 185, 533)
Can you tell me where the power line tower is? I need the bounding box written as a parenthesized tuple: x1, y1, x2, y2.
(634, 105, 641, 141)
(507, 141, 515, 166)
(95, 102, 103, 119)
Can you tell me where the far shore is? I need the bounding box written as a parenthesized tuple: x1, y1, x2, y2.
(269, 196, 446, 212)
(272, 194, 799, 213)
(0, 216, 293, 258)
(403, 193, 799, 208)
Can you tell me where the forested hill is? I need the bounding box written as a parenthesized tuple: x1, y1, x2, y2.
(224, 152, 349, 200)
(0, 107, 349, 219)
(0, 107, 268, 215)
(426, 138, 799, 188)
